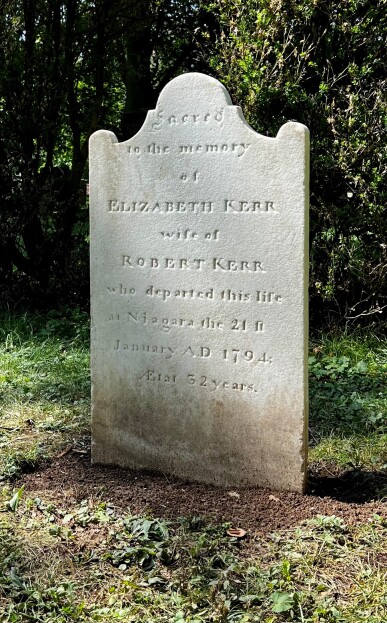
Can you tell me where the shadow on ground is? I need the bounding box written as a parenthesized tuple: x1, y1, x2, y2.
(308, 462, 387, 503)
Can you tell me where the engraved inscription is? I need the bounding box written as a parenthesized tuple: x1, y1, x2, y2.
(107, 311, 265, 334)
(179, 143, 250, 157)
(139, 368, 177, 383)
(108, 199, 276, 214)
(121, 256, 266, 273)
(137, 369, 262, 393)
(115, 342, 213, 359)
(256, 291, 282, 303)
(151, 107, 225, 131)
(213, 258, 266, 273)
(114, 340, 176, 359)
(127, 310, 194, 332)
(221, 289, 251, 302)
(128, 140, 253, 157)
(122, 256, 205, 270)
(223, 349, 272, 364)
(147, 143, 170, 154)
(224, 200, 276, 212)
(107, 284, 136, 295)
(160, 229, 219, 241)
(109, 200, 214, 213)
(146, 286, 214, 301)
(179, 170, 199, 182)
(186, 374, 260, 393)
(106, 283, 284, 304)
(90, 72, 309, 492)
(113, 339, 272, 366)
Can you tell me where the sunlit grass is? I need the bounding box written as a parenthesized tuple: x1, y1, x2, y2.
(1, 309, 386, 478)
(0, 310, 90, 479)
(309, 329, 387, 469)
(1, 311, 387, 621)
(309, 433, 387, 470)
(2, 489, 387, 622)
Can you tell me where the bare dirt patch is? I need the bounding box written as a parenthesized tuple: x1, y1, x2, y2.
(17, 449, 387, 535)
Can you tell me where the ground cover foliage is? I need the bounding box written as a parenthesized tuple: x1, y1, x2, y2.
(1, 310, 387, 621)
(3, 491, 387, 623)
(309, 333, 387, 470)
(0, 0, 386, 326)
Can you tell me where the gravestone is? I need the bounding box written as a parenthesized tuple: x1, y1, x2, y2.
(89, 72, 309, 492)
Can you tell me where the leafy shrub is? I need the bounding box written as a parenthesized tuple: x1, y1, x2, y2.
(207, 0, 387, 326)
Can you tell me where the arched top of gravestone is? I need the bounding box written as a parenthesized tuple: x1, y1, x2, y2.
(90, 72, 308, 149)
(158, 72, 233, 107)
(134, 71, 257, 141)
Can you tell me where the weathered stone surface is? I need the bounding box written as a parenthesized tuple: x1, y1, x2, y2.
(89, 72, 309, 492)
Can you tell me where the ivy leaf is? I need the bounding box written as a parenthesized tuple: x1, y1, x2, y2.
(271, 591, 294, 613)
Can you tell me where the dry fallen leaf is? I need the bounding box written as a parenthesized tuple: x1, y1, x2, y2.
(227, 491, 240, 499)
(227, 527, 247, 539)
(57, 446, 72, 458)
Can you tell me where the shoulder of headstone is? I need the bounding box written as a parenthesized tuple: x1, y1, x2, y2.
(89, 130, 118, 149)
(277, 121, 309, 141)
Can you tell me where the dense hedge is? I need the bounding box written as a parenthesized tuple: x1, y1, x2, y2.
(0, 0, 385, 327)
(207, 0, 387, 326)
(0, 0, 211, 309)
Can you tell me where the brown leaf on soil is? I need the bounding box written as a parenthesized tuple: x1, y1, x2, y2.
(57, 446, 73, 458)
(227, 528, 247, 538)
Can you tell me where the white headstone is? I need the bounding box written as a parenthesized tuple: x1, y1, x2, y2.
(89, 72, 309, 492)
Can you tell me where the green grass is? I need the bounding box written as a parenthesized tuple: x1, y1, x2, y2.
(0, 309, 90, 480)
(2, 489, 387, 622)
(1, 310, 387, 621)
(1, 310, 386, 479)
(309, 330, 387, 469)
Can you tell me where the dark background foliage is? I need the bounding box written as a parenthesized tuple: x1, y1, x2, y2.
(0, 0, 385, 328)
